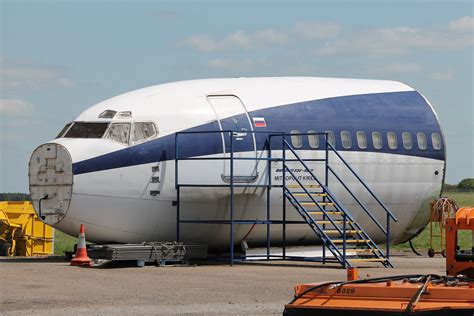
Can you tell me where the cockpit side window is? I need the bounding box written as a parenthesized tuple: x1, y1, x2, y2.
(132, 122, 158, 143)
(106, 123, 131, 145)
(56, 123, 73, 138)
(64, 122, 109, 138)
(98, 110, 117, 119)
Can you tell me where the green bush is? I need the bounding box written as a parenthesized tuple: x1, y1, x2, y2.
(457, 178, 474, 190)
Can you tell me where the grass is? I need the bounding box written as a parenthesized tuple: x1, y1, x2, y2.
(394, 191, 474, 251)
(54, 230, 77, 255)
(53, 192, 473, 255)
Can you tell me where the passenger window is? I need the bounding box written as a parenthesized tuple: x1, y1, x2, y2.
(307, 130, 319, 149)
(325, 131, 336, 147)
(290, 130, 303, 148)
(106, 123, 131, 145)
(387, 132, 397, 149)
(402, 132, 412, 149)
(341, 131, 352, 149)
(417, 132, 427, 150)
(356, 131, 367, 149)
(431, 133, 442, 150)
(133, 122, 157, 143)
(372, 132, 382, 149)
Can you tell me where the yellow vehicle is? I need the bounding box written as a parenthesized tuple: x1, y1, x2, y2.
(0, 201, 54, 256)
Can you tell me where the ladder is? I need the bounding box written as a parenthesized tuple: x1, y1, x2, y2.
(281, 137, 397, 268)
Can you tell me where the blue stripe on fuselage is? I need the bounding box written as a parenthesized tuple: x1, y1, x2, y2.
(72, 91, 444, 175)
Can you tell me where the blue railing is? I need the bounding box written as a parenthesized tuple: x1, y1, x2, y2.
(325, 142, 398, 259)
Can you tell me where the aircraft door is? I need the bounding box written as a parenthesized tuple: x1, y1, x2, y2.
(207, 95, 258, 183)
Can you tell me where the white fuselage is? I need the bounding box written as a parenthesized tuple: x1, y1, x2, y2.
(28, 77, 445, 248)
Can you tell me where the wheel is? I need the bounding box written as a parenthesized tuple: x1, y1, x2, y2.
(428, 248, 435, 257)
(0, 242, 12, 256)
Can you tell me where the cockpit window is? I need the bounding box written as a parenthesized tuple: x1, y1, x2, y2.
(132, 122, 157, 143)
(64, 122, 109, 138)
(98, 110, 117, 119)
(106, 123, 131, 144)
(56, 123, 73, 138)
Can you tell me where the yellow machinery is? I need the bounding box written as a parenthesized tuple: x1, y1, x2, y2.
(0, 201, 54, 256)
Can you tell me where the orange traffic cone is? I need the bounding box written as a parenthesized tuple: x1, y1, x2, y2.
(70, 224, 92, 267)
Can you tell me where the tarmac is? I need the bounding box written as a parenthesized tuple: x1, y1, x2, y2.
(0, 255, 445, 315)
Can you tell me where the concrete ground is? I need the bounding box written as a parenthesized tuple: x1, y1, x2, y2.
(0, 255, 445, 315)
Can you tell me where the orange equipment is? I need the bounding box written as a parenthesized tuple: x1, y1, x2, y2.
(445, 207, 474, 278)
(284, 204, 474, 315)
(70, 224, 92, 267)
(284, 274, 474, 315)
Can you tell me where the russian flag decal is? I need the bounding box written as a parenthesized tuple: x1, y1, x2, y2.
(252, 117, 266, 128)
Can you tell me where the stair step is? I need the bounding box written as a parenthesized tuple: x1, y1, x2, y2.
(292, 193, 327, 197)
(323, 230, 362, 234)
(301, 202, 335, 206)
(348, 258, 387, 262)
(291, 192, 324, 195)
(308, 211, 342, 215)
(286, 184, 321, 188)
(314, 220, 353, 224)
(337, 248, 374, 253)
(332, 239, 371, 244)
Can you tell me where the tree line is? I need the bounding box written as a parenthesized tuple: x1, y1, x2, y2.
(443, 178, 474, 192)
(0, 193, 31, 201)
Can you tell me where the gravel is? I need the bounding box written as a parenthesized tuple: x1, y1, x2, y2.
(0, 256, 445, 315)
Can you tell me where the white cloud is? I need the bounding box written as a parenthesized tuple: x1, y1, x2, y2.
(208, 57, 271, 72)
(430, 69, 455, 81)
(182, 16, 472, 56)
(255, 29, 288, 45)
(449, 16, 474, 32)
(182, 29, 289, 52)
(0, 99, 34, 116)
(182, 22, 341, 52)
(293, 22, 341, 39)
(0, 57, 76, 89)
(315, 17, 473, 56)
(370, 63, 423, 74)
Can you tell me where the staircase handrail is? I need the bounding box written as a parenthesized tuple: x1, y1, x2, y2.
(326, 143, 398, 222)
(327, 165, 388, 235)
(283, 140, 356, 223)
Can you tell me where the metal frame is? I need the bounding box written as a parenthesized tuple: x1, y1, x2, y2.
(174, 130, 397, 267)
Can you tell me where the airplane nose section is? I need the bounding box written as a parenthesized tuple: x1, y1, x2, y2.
(28, 143, 73, 226)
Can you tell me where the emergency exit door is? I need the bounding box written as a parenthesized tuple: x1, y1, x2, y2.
(207, 95, 258, 183)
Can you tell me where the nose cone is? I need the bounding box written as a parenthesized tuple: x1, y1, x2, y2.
(28, 143, 73, 226)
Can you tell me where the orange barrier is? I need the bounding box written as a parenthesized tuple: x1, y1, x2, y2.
(70, 224, 92, 267)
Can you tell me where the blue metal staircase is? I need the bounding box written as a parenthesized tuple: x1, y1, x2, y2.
(175, 131, 397, 268)
(281, 136, 397, 268)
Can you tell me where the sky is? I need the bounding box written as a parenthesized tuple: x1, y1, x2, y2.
(0, 0, 473, 192)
